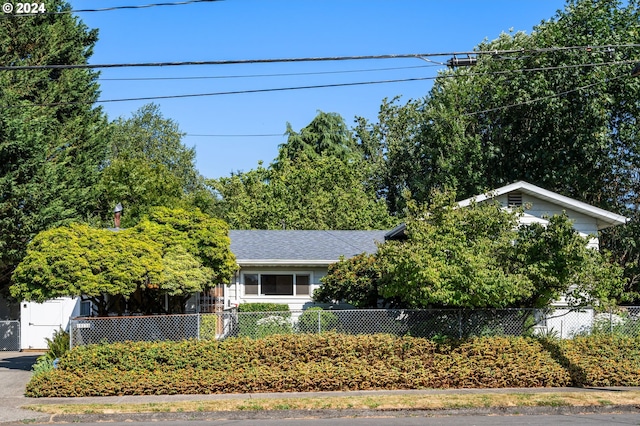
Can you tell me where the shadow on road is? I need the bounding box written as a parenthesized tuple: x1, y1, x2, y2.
(0, 353, 41, 371)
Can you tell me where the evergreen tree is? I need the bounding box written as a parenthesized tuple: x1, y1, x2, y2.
(0, 0, 108, 298)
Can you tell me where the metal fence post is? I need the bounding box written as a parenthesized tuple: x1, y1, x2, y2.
(317, 310, 321, 334)
(610, 306, 613, 335)
(69, 319, 74, 350)
(458, 309, 462, 338)
(196, 312, 201, 341)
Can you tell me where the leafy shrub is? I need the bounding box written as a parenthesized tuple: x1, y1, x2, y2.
(31, 357, 55, 376)
(252, 315, 293, 338)
(553, 335, 640, 386)
(238, 303, 289, 312)
(297, 307, 340, 333)
(31, 328, 70, 376)
(237, 303, 291, 339)
(26, 334, 588, 396)
(44, 328, 70, 360)
(29, 334, 640, 397)
(199, 314, 218, 340)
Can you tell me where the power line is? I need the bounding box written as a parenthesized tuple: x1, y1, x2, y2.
(1, 44, 638, 71)
(3, 59, 637, 110)
(464, 73, 628, 117)
(5, 76, 439, 108)
(98, 64, 441, 82)
(177, 65, 636, 138)
(0, 0, 222, 16)
(98, 59, 640, 83)
(72, 0, 223, 13)
(186, 69, 632, 138)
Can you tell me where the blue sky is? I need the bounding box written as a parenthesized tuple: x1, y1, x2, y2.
(69, 0, 569, 179)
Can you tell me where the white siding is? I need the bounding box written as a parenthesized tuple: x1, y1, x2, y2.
(228, 266, 327, 310)
(496, 193, 600, 249)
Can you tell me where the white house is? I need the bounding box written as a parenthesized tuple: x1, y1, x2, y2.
(457, 181, 628, 249)
(210, 181, 628, 313)
(460, 181, 628, 337)
(7, 181, 630, 349)
(223, 230, 389, 310)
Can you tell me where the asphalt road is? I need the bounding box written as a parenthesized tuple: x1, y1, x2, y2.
(0, 351, 49, 425)
(28, 413, 640, 425)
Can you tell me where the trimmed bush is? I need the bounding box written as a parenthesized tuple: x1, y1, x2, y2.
(24, 333, 604, 397)
(297, 307, 340, 333)
(236, 303, 292, 339)
(547, 335, 640, 386)
(199, 314, 218, 341)
(27, 334, 640, 397)
(238, 303, 290, 312)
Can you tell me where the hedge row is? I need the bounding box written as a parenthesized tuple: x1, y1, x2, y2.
(25, 334, 640, 397)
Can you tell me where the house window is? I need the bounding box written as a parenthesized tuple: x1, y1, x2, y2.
(80, 300, 92, 316)
(243, 273, 311, 296)
(296, 275, 310, 295)
(245, 274, 259, 295)
(262, 274, 293, 295)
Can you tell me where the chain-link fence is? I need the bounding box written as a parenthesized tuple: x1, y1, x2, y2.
(69, 307, 640, 348)
(0, 321, 20, 351)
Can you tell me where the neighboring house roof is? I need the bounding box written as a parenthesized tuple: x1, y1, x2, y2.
(229, 230, 389, 267)
(385, 181, 628, 239)
(457, 181, 628, 230)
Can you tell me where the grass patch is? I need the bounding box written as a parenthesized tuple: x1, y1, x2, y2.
(22, 390, 640, 415)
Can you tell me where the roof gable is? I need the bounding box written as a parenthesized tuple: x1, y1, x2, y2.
(457, 181, 628, 230)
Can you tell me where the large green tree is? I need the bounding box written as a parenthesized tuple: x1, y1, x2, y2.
(99, 104, 214, 227)
(10, 208, 236, 315)
(356, 0, 640, 294)
(316, 192, 626, 309)
(313, 253, 390, 308)
(212, 155, 394, 230)
(0, 0, 109, 298)
(358, 0, 639, 211)
(211, 112, 395, 230)
(274, 111, 359, 166)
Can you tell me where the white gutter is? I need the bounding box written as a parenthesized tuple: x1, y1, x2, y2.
(235, 259, 339, 267)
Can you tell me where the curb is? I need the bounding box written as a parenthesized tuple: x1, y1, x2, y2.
(8, 403, 638, 425)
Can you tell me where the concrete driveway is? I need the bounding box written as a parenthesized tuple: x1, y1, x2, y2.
(0, 351, 49, 424)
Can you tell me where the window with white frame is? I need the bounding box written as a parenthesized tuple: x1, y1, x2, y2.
(243, 273, 310, 296)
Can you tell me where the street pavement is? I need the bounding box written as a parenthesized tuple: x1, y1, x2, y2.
(0, 351, 49, 424)
(1, 350, 640, 425)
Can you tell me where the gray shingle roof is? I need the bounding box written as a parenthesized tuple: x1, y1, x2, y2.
(229, 230, 388, 265)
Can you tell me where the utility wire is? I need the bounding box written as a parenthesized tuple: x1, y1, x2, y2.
(98, 59, 638, 83)
(0, 0, 222, 16)
(464, 73, 628, 117)
(98, 64, 441, 82)
(177, 64, 638, 138)
(442, 59, 639, 77)
(4, 76, 438, 108)
(1, 44, 638, 71)
(3, 59, 637, 110)
(186, 134, 283, 137)
(71, 0, 223, 13)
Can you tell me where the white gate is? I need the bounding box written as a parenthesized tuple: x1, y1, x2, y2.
(20, 298, 79, 350)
